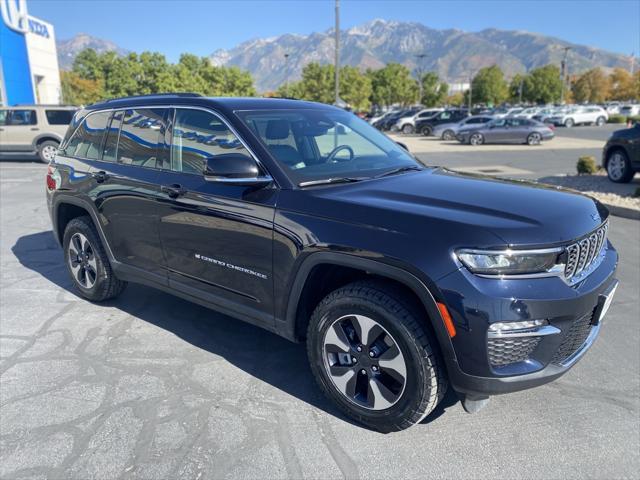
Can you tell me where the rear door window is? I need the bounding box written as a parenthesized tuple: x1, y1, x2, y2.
(45, 109, 75, 125)
(102, 110, 124, 162)
(64, 111, 111, 159)
(7, 110, 37, 125)
(0, 110, 7, 125)
(117, 108, 168, 168)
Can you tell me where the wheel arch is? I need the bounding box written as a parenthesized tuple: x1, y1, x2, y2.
(281, 252, 457, 369)
(32, 133, 63, 149)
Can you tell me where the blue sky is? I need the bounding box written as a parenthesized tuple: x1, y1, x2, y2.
(29, 0, 639, 61)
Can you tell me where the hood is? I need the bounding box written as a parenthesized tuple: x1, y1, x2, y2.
(292, 169, 608, 248)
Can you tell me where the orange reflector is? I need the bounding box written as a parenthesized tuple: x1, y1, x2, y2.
(437, 302, 457, 338)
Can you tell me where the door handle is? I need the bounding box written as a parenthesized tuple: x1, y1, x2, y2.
(161, 184, 186, 198)
(92, 171, 109, 183)
(31, 127, 40, 131)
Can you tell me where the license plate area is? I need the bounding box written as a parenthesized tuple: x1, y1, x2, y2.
(592, 280, 618, 326)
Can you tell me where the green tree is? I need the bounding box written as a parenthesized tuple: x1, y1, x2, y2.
(338, 65, 372, 110)
(609, 68, 636, 101)
(60, 70, 104, 105)
(468, 65, 508, 105)
(522, 65, 563, 104)
(420, 72, 448, 107)
(508, 73, 526, 103)
(572, 68, 610, 103)
(369, 63, 418, 107)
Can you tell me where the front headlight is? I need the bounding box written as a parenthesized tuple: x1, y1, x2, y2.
(456, 248, 562, 276)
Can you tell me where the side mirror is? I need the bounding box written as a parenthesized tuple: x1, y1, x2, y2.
(396, 141, 409, 152)
(204, 153, 272, 187)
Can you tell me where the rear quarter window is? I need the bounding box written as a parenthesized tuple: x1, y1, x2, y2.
(45, 110, 75, 125)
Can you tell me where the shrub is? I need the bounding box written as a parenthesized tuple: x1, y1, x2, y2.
(608, 115, 626, 123)
(577, 156, 598, 175)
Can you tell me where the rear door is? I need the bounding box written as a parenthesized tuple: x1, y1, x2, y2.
(156, 107, 277, 323)
(75, 108, 169, 278)
(0, 109, 38, 151)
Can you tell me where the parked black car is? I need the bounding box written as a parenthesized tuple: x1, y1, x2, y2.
(47, 94, 618, 432)
(376, 107, 421, 131)
(415, 109, 469, 136)
(602, 123, 640, 183)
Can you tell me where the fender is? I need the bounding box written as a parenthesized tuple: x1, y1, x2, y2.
(32, 133, 63, 149)
(278, 251, 459, 371)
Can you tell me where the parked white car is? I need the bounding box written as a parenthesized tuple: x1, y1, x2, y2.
(619, 104, 640, 117)
(491, 107, 524, 118)
(393, 108, 443, 134)
(546, 106, 608, 127)
(432, 115, 494, 140)
(515, 107, 542, 119)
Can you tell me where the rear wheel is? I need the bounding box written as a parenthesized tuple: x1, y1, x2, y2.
(63, 216, 127, 301)
(401, 124, 414, 134)
(527, 132, 542, 145)
(596, 116, 606, 126)
(606, 150, 635, 183)
(37, 140, 58, 163)
(307, 281, 447, 432)
(442, 130, 455, 141)
(469, 133, 484, 146)
(564, 118, 575, 128)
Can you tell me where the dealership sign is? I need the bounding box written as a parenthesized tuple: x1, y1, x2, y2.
(1, 0, 28, 33)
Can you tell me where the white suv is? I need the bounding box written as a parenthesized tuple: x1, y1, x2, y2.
(0, 105, 77, 162)
(547, 106, 608, 127)
(393, 108, 443, 134)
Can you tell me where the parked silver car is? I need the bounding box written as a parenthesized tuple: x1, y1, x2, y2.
(432, 115, 493, 140)
(457, 117, 555, 145)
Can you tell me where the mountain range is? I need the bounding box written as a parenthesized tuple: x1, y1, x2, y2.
(56, 20, 632, 92)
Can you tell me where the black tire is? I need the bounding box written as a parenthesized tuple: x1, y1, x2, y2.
(606, 149, 635, 183)
(527, 132, 542, 145)
(564, 118, 574, 128)
(596, 116, 606, 126)
(421, 125, 432, 136)
(469, 133, 484, 146)
(307, 280, 447, 432)
(63, 216, 127, 301)
(401, 124, 414, 134)
(442, 130, 455, 141)
(37, 140, 59, 163)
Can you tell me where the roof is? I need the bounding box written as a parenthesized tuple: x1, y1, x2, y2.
(86, 94, 334, 114)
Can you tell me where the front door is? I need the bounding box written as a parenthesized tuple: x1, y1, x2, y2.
(156, 108, 277, 324)
(0, 109, 38, 151)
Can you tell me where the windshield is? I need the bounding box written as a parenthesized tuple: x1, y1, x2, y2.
(237, 108, 420, 184)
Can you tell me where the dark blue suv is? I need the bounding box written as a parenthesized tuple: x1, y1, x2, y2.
(46, 94, 619, 431)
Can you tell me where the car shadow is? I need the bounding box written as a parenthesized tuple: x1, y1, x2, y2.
(12, 230, 461, 431)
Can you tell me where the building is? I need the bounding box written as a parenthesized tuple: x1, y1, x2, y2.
(0, 0, 61, 105)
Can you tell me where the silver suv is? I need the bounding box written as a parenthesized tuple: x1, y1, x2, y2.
(0, 105, 77, 163)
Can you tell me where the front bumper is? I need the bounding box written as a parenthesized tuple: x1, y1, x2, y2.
(435, 243, 618, 396)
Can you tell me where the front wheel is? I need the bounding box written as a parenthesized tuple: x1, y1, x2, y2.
(401, 124, 414, 134)
(527, 132, 542, 145)
(564, 118, 575, 128)
(469, 133, 484, 146)
(606, 150, 635, 183)
(307, 281, 447, 432)
(442, 130, 455, 141)
(596, 116, 606, 126)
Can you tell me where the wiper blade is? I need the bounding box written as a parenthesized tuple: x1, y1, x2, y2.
(298, 177, 367, 187)
(373, 165, 423, 178)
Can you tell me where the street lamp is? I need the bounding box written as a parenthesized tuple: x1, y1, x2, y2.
(334, 0, 340, 105)
(415, 53, 427, 104)
(284, 53, 290, 97)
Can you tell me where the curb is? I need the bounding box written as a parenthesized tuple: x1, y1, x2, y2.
(602, 202, 640, 221)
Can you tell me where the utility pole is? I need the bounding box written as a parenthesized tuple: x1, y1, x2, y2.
(415, 53, 427, 104)
(284, 53, 290, 97)
(560, 46, 571, 104)
(334, 0, 340, 105)
(468, 73, 473, 112)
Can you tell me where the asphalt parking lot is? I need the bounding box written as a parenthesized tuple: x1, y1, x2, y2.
(1, 147, 639, 478)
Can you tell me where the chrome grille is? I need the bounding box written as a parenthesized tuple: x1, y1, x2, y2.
(563, 222, 608, 283)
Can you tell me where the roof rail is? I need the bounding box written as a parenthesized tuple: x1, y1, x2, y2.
(100, 93, 203, 103)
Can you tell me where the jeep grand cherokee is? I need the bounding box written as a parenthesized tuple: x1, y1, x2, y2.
(46, 94, 619, 432)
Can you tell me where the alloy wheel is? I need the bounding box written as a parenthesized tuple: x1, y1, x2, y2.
(470, 134, 483, 145)
(41, 144, 57, 162)
(607, 153, 626, 181)
(443, 130, 455, 141)
(527, 132, 542, 145)
(68, 232, 98, 288)
(322, 314, 407, 410)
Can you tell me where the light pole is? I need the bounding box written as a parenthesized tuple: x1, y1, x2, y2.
(284, 53, 290, 97)
(415, 53, 427, 104)
(468, 73, 473, 111)
(559, 46, 571, 104)
(334, 0, 340, 105)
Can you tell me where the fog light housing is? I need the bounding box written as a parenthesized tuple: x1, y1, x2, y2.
(489, 319, 548, 333)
